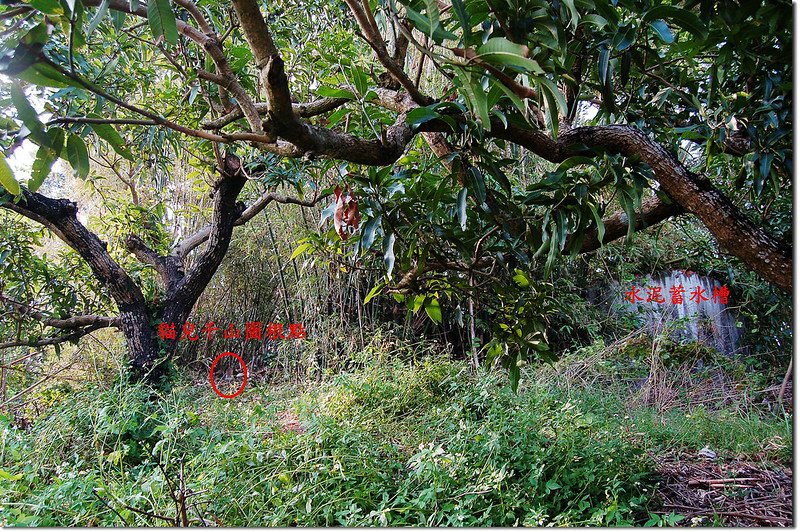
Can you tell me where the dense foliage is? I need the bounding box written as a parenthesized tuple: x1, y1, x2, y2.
(1, 349, 790, 526)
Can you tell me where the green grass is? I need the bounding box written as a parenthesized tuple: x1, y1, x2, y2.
(0, 353, 791, 526)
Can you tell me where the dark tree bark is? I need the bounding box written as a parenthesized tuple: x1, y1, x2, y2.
(1, 155, 250, 382)
(493, 124, 793, 292)
(3, 191, 163, 380)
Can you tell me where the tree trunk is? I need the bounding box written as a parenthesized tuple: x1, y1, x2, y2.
(118, 305, 164, 382)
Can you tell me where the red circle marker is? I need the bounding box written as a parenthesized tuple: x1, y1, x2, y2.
(209, 351, 248, 398)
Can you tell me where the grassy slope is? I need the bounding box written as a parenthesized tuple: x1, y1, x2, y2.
(0, 353, 791, 526)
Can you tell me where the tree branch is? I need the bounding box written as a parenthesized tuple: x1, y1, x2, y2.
(124, 235, 184, 290)
(176, 188, 329, 258)
(1, 293, 120, 329)
(342, 0, 432, 105)
(171, 0, 213, 36)
(48, 117, 157, 126)
(229, 0, 278, 68)
(261, 55, 415, 164)
(573, 194, 685, 253)
(200, 97, 350, 130)
(2, 192, 148, 309)
(0, 323, 111, 350)
(492, 123, 792, 291)
(0, 190, 160, 368)
(162, 155, 248, 324)
(78, 0, 264, 136)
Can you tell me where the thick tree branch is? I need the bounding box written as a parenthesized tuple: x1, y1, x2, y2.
(3, 192, 148, 308)
(229, 0, 278, 68)
(342, 0, 432, 105)
(124, 235, 184, 290)
(1, 191, 160, 370)
(162, 155, 248, 325)
(572, 195, 685, 253)
(256, 54, 415, 164)
(492, 123, 792, 291)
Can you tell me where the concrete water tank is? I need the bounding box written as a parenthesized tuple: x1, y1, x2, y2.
(614, 270, 743, 357)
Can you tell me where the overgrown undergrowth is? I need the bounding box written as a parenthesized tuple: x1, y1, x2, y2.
(0, 344, 791, 526)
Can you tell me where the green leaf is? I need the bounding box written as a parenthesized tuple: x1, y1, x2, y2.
(537, 77, 567, 138)
(618, 190, 636, 239)
(0, 153, 20, 196)
(290, 241, 312, 260)
(315, 86, 355, 100)
(455, 68, 490, 128)
(580, 14, 608, 29)
(147, 0, 178, 45)
(620, 50, 631, 88)
(562, 0, 579, 29)
(10, 83, 46, 144)
(643, 6, 707, 40)
(87, 0, 109, 36)
(67, 1, 86, 48)
(364, 281, 387, 304)
(111, 10, 126, 30)
(509, 363, 520, 393)
(406, 107, 439, 128)
(30, 145, 56, 192)
(411, 293, 425, 313)
(29, 129, 64, 192)
(0, 469, 23, 481)
(492, 79, 527, 117)
(22, 23, 49, 46)
(544, 228, 558, 276)
(360, 215, 381, 252)
(350, 65, 368, 95)
(30, 0, 65, 15)
(546, 479, 561, 491)
(465, 166, 486, 204)
(66, 134, 89, 179)
(667, 513, 685, 526)
(450, 0, 472, 42)
(756, 153, 773, 196)
(598, 42, 610, 87)
(611, 23, 637, 51)
(556, 156, 595, 172)
(456, 186, 467, 230)
(476, 37, 543, 73)
(87, 114, 133, 160)
(649, 19, 674, 44)
(424, 297, 442, 324)
(597, 41, 615, 110)
(405, 3, 456, 44)
(383, 232, 396, 277)
(17, 62, 76, 88)
(588, 204, 605, 245)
